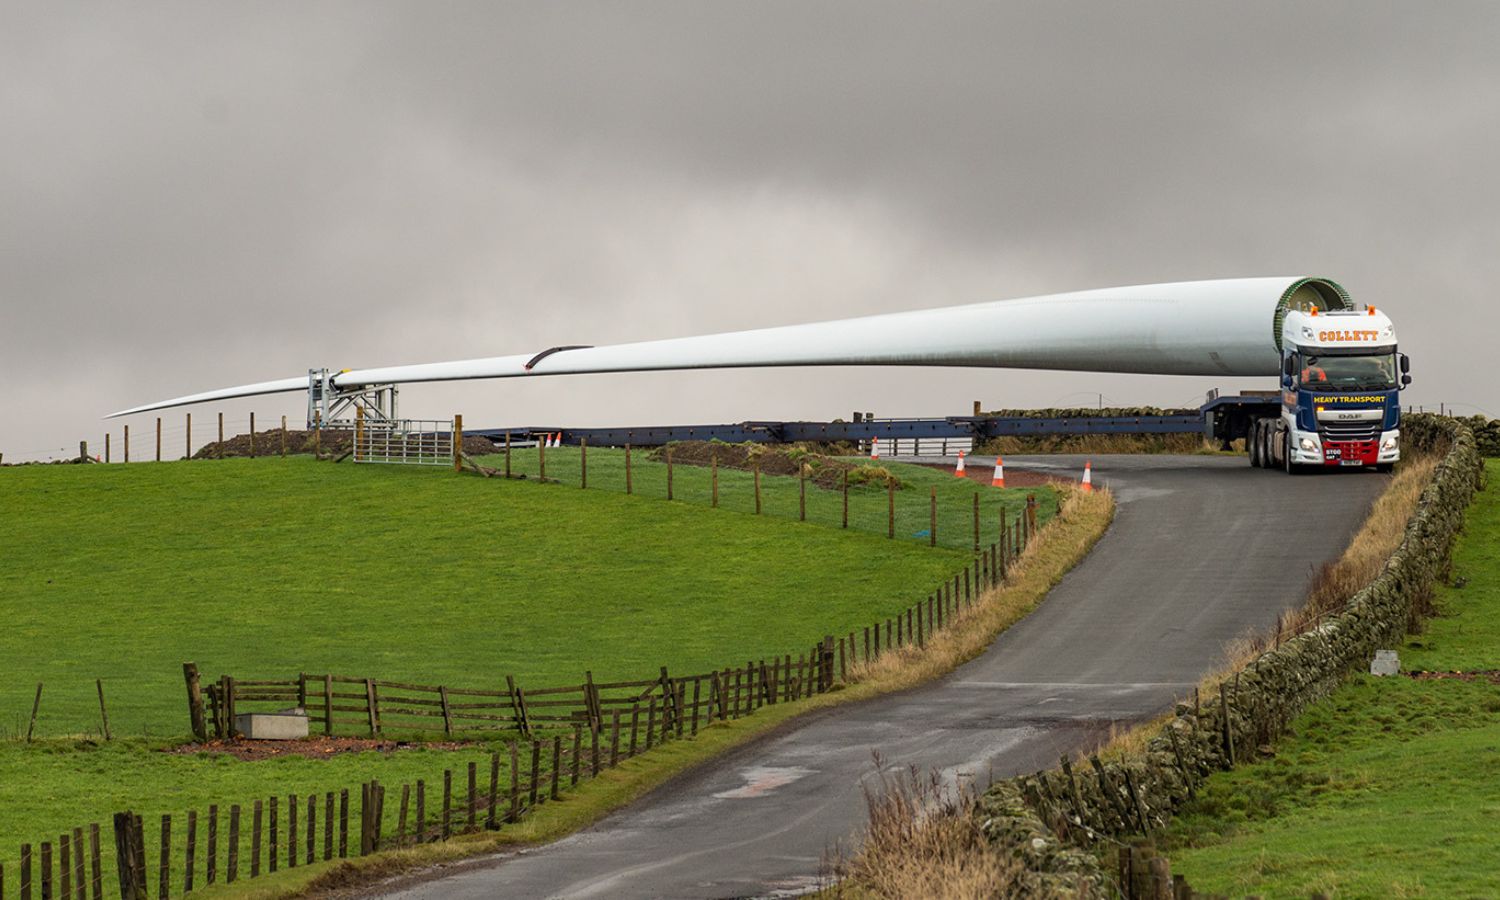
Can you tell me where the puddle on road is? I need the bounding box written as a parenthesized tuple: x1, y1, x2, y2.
(713, 766, 815, 800)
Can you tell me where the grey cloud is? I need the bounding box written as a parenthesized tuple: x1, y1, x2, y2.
(3, 2, 1498, 459)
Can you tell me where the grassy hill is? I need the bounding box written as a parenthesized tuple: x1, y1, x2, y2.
(0, 447, 1063, 894)
(3, 453, 1039, 738)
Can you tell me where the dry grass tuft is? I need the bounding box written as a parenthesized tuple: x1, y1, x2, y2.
(828, 761, 1030, 899)
(1287, 453, 1437, 634)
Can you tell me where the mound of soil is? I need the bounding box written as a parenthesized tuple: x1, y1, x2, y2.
(193, 430, 497, 461)
(650, 441, 904, 490)
(164, 736, 478, 761)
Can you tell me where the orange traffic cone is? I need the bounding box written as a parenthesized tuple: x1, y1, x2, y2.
(870, 437, 880, 460)
(954, 450, 967, 477)
(1081, 460, 1093, 492)
(991, 456, 1006, 488)
(551, 432, 561, 448)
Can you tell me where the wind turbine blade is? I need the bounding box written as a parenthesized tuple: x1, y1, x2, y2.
(108, 276, 1351, 418)
(106, 376, 310, 418)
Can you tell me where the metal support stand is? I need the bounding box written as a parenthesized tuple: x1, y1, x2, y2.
(307, 369, 399, 429)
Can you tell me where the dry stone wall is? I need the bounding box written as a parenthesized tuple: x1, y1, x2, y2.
(976, 414, 1485, 893)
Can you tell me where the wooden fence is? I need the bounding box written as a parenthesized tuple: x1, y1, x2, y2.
(188, 496, 1039, 744)
(2, 499, 1039, 899)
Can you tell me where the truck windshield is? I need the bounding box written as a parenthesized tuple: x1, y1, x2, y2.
(1301, 353, 1396, 391)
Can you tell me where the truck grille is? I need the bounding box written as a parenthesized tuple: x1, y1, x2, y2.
(1321, 422, 1381, 442)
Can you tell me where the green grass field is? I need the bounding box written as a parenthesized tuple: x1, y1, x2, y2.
(1164, 459, 1500, 897)
(0, 450, 1053, 875)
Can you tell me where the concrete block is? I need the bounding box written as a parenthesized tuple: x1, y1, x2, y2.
(1370, 649, 1400, 677)
(236, 708, 310, 740)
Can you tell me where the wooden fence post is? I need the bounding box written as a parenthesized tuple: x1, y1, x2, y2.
(26, 683, 41, 743)
(398, 785, 411, 846)
(155, 417, 162, 462)
(97, 679, 112, 741)
(412, 780, 425, 845)
(106, 432, 111, 463)
(186, 810, 198, 888)
(438, 685, 453, 736)
(123, 424, 129, 462)
(323, 673, 333, 736)
(60, 832, 70, 900)
(504, 431, 512, 477)
(487, 752, 500, 829)
(251, 801, 262, 877)
(229, 805, 241, 882)
(365, 679, 379, 735)
(453, 414, 463, 472)
(207, 804, 218, 883)
(250, 412, 257, 457)
(840, 468, 849, 528)
(218, 412, 224, 457)
(266, 798, 275, 873)
(89, 823, 102, 900)
(280, 415, 288, 458)
(186, 412, 192, 460)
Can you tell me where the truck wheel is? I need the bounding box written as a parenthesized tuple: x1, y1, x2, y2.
(1249, 421, 1262, 467)
(1375, 463, 1394, 473)
(1284, 434, 1302, 475)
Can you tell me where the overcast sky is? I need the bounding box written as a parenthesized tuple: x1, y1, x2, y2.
(3, 2, 1496, 461)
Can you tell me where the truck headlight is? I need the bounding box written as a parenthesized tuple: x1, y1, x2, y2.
(1382, 436, 1398, 451)
(1299, 437, 1318, 452)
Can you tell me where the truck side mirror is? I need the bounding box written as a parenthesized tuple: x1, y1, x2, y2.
(1399, 354, 1410, 374)
(1283, 357, 1295, 377)
(1401, 374, 1412, 387)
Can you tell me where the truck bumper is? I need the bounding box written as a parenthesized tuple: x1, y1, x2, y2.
(1320, 428, 1397, 467)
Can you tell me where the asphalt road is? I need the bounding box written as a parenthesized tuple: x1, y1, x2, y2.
(379, 454, 1386, 899)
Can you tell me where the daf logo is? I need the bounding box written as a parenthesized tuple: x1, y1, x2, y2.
(1335, 412, 1367, 420)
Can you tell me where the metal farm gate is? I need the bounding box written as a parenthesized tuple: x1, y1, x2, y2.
(348, 416, 456, 465)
